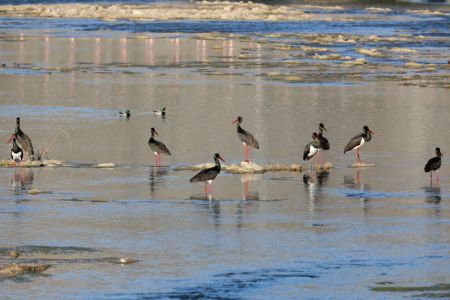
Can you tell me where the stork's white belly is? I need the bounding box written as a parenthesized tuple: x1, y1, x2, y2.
(353, 138, 365, 150)
(308, 145, 318, 158)
(11, 151, 22, 162)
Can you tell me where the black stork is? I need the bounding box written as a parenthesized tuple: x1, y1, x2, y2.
(317, 123, 330, 164)
(319, 123, 326, 134)
(190, 153, 225, 194)
(424, 147, 443, 184)
(10, 136, 23, 163)
(119, 109, 130, 118)
(318, 123, 330, 150)
(344, 125, 374, 163)
(148, 128, 171, 165)
(232, 116, 259, 162)
(7, 117, 34, 161)
(303, 133, 321, 169)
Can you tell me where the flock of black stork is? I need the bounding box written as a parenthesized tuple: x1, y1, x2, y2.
(6, 114, 443, 194)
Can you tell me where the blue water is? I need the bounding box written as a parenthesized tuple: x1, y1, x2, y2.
(1, 15, 449, 36)
(1, 2, 450, 299)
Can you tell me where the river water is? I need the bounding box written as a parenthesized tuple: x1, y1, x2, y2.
(0, 3, 449, 299)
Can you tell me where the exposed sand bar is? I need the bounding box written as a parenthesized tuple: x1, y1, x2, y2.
(175, 161, 333, 173)
(0, 2, 318, 22)
(0, 2, 448, 22)
(0, 160, 116, 168)
(1, 2, 448, 23)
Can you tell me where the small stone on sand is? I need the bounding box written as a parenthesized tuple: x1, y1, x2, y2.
(8, 251, 19, 259)
(119, 257, 137, 264)
(316, 162, 333, 171)
(28, 189, 41, 195)
(350, 163, 375, 168)
(28, 189, 52, 195)
(405, 62, 422, 68)
(95, 163, 115, 168)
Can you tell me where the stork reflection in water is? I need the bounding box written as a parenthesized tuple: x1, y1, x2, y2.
(148, 165, 168, 198)
(241, 174, 260, 201)
(11, 168, 34, 192)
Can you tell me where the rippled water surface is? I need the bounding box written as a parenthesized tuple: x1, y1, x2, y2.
(1, 6, 450, 299)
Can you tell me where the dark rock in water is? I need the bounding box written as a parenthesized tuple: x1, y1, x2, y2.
(8, 251, 19, 259)
(0, 264, 51, 276)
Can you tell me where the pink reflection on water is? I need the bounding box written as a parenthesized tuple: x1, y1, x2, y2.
(145, 38, 154, 65)
(120, 37, 127, 63)
(196, 39, 207, 62)
(171, 38, 180, 64)
(94, 37, 101, 65)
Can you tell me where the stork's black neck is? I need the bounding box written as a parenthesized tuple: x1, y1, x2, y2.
(319, 124, 325, 134)
(15, 122, 21, 135)
(236, 123, 244, 133)
(313, 139, 321, 148)
(214, 156, 222, 173)
(12, 139, 20, 152)
(363, 130, 372, 142)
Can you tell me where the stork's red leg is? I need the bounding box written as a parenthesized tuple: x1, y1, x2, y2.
(356, 149, 361, 163)
(244, 144, 249, 162)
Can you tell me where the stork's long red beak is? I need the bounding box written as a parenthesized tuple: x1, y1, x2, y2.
(232, 119, 238, 125)
(369, 129, 375, 135)
(219, 155, 226, 163)
(6, 134, 14, 144)
(154, 130, 159, 136)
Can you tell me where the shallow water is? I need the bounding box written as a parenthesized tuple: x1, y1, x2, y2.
(1, 6, 450, 299)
